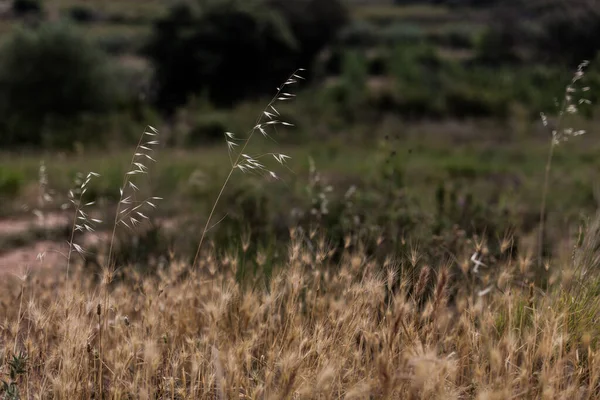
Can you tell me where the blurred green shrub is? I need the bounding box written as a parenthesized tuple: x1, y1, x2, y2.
(379, 23, 424, 46)
(337, 20, 379, 48)
(444, 85, 510, 118)
(0, 167, 23, 198)
(384, 44, 445, 117)
(535, 2, 600, 65)
(476, 0, 600, 66)
(0, 23, 119, 148)
(37, 112, 142, 150)
(313, 37, 599, 120)
(185, 112, 230, 146)
(474, 24, 526, 65)
(316, 48, 344, 76)
(388, 43, 441, 82)
(95, 33, 138, 55)
(427, 28, 474, 49)
(266, 0, 348, 72)
(338, 50, 368, 118)
(67, 5, 101, 23)
(367, 49, 389, 76)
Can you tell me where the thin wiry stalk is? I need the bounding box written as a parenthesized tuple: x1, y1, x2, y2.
(106, 127, 158, 269)
(66, 200, 82, 282)
(101, 125, 159, 394)
(192, 69, 304, 269)
(538, 60, 590, 268)
(13, 278, 25, 355)
(65, 172, 101, 281)
(538, 137, 557, 268)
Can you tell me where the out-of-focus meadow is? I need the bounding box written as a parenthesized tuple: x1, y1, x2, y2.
(2, 0, 600, 398)
(0, 0, 599, 270)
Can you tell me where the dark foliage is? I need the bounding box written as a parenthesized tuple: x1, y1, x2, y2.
(12, 0, 42, 16)
(477, 0, 600, 66)
(145, 0, 347, 112)
(0, 23, 118, 147)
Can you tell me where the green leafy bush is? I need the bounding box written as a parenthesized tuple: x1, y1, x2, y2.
(0, 23, 119, 147)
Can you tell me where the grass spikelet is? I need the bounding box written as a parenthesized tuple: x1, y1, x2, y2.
(414, 265, 431, 301)
(193, 69, 305, 269)
(432, 266, 449, 317)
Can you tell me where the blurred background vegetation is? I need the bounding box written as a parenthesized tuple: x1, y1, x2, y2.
(1, 0, 600, 273)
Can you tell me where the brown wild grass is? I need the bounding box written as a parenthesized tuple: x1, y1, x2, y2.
(1, 223, 600, 399)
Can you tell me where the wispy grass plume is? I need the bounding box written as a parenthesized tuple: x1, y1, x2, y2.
(538, 60, 592, 267)
(192, 69, 305, 268)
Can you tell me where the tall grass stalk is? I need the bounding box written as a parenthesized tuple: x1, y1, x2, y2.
(538, 127, 557, 268)
(538, 60, 590, 267)
(65, 172, 101, 281)
(100, 125, 160, 394)
(106, 126, 160, 269)
(192, 69, 304, 269)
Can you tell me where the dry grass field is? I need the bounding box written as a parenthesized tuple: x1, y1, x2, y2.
(1, 224, 600, 399)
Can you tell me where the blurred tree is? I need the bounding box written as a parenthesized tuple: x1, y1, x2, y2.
(145, 0, 295, 112)
(535, 0, 600, 65)
(145, 0, 348, 112)
(0, 23, 118, 147)
(477, 0, 600, 66)
(266, 0, 348, 74)
(12, 0, 42, 16)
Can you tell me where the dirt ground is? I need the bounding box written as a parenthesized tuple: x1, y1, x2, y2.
(0, 212, 69, 275)
(0, 211, 178, 275)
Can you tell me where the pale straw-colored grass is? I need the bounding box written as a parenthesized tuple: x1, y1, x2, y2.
(1, 225, 599, 398)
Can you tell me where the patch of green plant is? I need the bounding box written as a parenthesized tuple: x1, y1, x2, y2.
(0, 168, 23, 198)
(1, 352, 27, 400)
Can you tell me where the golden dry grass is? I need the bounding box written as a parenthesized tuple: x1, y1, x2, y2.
(1, 223, 599, 399)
